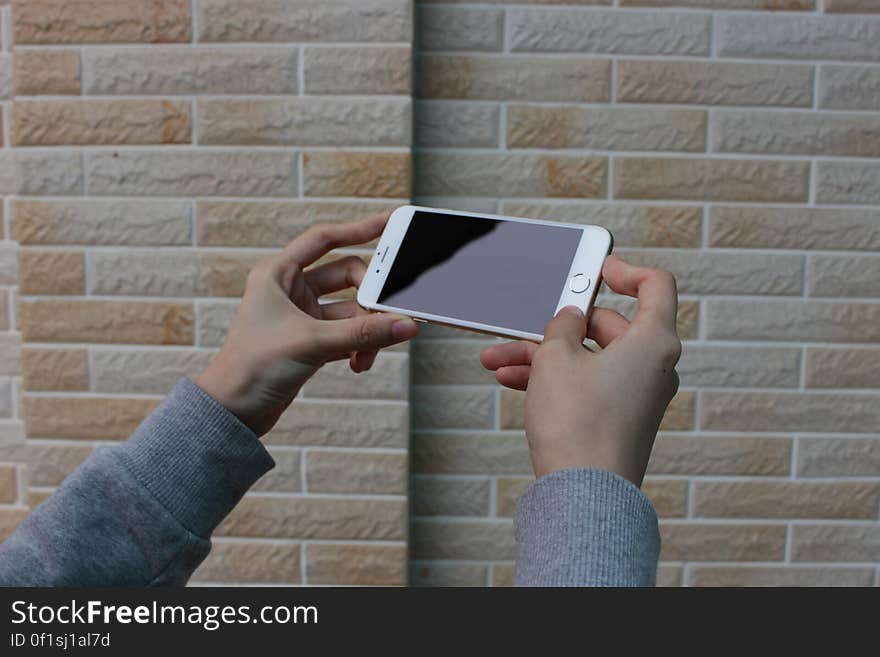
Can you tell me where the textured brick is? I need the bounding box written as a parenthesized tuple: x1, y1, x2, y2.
(614, 158, 809, 202)
(695, 481, 880, 519)
(306, 544, 406, 586)
(412, 386, 495, 430)
(84, 47, 298, 95)
(416, 55, 610, 102)
(718, 14, 880, 61)
(305, 46, 410, 95)
(305, 450, 406, 495)
(217, 496, 406, 540)
(197, 0, 412, 43)
(90, 348, 212, 394)
(303, 152, 410, 198)
(14, 151, 82, 196)
(508, 106, 706, 152)
(0, 466, 15, 503)
(809, 254, 880, 297)
(301, 353, 408, 400)
(621, 0, 814, 7)
(710, 206, 880, 251)
(491, 564, 516, 588)
(191, 541, 300, 584)
(0, 294, 8, 332)
(701, 391, 880, 432)
(817, 160, 880, 204)
(659, 523, 786, 562)
(411, 341, 496, 385)
(23, 396, 158, 440)
(19, 299, 193, 345)
(198, 97, 411, 147)
(642, 479, 688, 518)
(688, 567, 873, 588)
(806, 347, 880, 388)
(411, 476, 490, 517)
(509, 8, 709, 55)
(798, 437, 880, 477)
(648, 435, 791, 476)
(12, 0, 191, 44)
(416, 153, 607, 198)
(195, 301, 236, 348)
(411, 562, 487, 587)
(411, 519, 515, 560)
(412, 432, 530, 475)
(792, 524, 880, 562)
(415, 101, 500, 148)
(0, 334, 21, 376)
(22, 348, 88, 391)
(13, 50, 80, 95)
(826, 0, 880, 11)
(87, 151, 298, 198)
(503, 202, 702, 248)
(417, 6, 503, 52)
(656, 565, 682, 588)
(495, 476, 532, 517)
(677, 345, 801, 388)
(0, 247, 15, 285)
(0, 509, 29, 542)
(820, 65, 880, 110)
(17, 250, 84, 295)
(706, 299, 880, 342)
(251, 449, 301, 493)
(265, 400, 408, 448)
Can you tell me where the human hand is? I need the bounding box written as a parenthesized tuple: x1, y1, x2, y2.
(197, 214, 419, 436)
(479, 256, 681, 486)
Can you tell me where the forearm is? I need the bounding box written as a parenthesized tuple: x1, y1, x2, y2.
(0, 379, 274, 586)
(514, 468, 660, 587)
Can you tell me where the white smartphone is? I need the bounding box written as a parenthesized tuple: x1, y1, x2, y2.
(357, 205, 613, 342)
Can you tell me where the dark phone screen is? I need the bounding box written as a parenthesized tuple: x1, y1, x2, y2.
(378, 211, 582, 335)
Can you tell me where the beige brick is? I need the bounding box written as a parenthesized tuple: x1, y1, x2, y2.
(86, 151, 298, 198)
(0, 380, 15, 418)
(197, 0, 412, 43)
(412, 386, 495, 430)
(12, 199, 191, 246)
(695, 481, 880, 519)
(649, 435, 791, 476)
(614, 158, 809, 202)
(710, 206, 880, 251)
(0, 466, 16, 503)
(826, 0, 880, 11)
(251, 449, 301, 493)
(27, 490, 54, 509)
(18, 299, 194, 345)
(0, 246, 16, 285)
(411, 476, 490, 517)
(411, 341, 496, 385)
(411, 519, 515, 560)
(301, 353, 408, 400)
(90, 348, 212, 394)
(502, 202, 702, 248)
(198, 97, 411, 147)
(305, 450, 406, 495)
(706, 299, 880, 342)
(411, 562, 487, 587)
(22, 348, 88, 391)
(12, 0, 191, 44)
(418, 6, 504, 52)
(807, 347, 880, 389)
(306, 544, 406, 585)
(23, 396, 158, 440)
(817, 160, 880, 204)
(17, 250, 84, 295)
(792, 524, 880, 562)
(303, 151, 410, 198)
(84, 46, 298, 95)
(701, 391, 880, 432)
(495, 476, 532, 517)
(491, 563, 516, 587)
(809, 254, 880, 297)
(656, 565, 682, 587)
(217, 496, 406, 540)
(621, 0, 814, 8)
(660, 523, 787, 562)
(677, 345, 801, 388)
(509, 8, 709, 55)
(13, 50, 80, 95)
(508, 105, 706, 152)
(0, 294, 8, 332)
(417, 0, 610, 4)
(5, 442, 88, 487)
(265, 400, 408, 448)
(415, 153, 607, 198)
(643, 479, 688, 518)
(0, 509, 28, 541)
(0, 334, 21, 376)
(415, 101, 500, 148)
(688, 567, 873, 587)
(820, 65, 880, 110)
(191, 541, 300, 584)
(196, 301, 236, 348)
(305, 46, 410, 95)
(412, 432, 531, 475)
(798, 437, 880, 477)
(416, 55, 610, 102)
(14, 151, 82, 196)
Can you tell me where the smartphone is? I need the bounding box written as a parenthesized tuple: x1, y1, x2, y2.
(357, 206, 613, 342)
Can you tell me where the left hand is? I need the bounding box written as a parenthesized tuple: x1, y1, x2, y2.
(197, 214, 419, 436)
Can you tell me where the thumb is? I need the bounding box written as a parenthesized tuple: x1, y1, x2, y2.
(319, 312, 419, 356)
(542, 305, 587, 348)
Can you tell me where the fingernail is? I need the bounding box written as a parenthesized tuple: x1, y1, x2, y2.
(559, 305, 584, 318)
(392, 318, 419, 340)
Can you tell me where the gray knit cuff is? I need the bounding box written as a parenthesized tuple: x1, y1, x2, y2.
(115, 378, 275, 538)
(514, 468, 660, 587)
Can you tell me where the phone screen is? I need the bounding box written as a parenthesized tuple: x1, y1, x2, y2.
(377, 210, 582, 335)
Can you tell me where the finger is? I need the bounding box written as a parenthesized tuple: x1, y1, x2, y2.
(279, 213, 389, 271)
(480, 340, 538, 371)
(496, 365, 531, 391)
(587, 307, 630, 348)
(316, 312, 419, 357)
(350, 349, 378, 374)
(319, 300, 362, 321)
(542, 305, 588, 348)
(305, 255, 367, 297)
(602, 255, 678, 331)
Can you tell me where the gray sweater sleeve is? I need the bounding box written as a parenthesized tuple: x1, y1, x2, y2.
(514, 468, 660, 587)
(0, 379, 274, 587)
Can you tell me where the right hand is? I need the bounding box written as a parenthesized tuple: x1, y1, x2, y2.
(480, 256, 681, 487)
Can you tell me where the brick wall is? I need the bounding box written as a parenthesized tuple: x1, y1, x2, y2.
(411, 0, 880, 587)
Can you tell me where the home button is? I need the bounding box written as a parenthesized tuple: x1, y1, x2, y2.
(569, 273, 590, 294)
